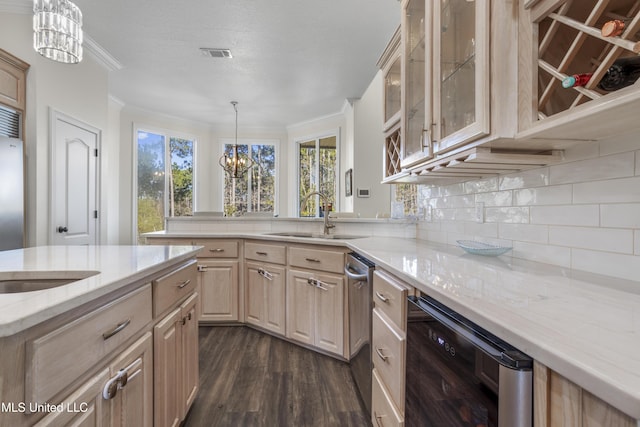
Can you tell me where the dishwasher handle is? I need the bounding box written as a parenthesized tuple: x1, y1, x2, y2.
(344, 263, 369, 281)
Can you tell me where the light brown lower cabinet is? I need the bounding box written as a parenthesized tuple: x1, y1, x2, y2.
(197, 260, 240, 322)
(107, 332, 153, 427)
(245, 261, 286, 335)
(286, 268, 345, 357)
(372, 368, 404, 427)
(534, 360, 635, 427)
(33, 368, 110, 427)
(154, 292, 199, 427)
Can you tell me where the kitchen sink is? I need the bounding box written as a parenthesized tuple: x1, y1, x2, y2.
(0, 271, 99, 293)
(265, 232, 365, 240)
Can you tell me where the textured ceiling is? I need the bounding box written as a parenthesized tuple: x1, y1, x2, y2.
(69, 0, 400, 129)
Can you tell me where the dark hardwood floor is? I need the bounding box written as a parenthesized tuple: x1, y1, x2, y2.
(183, 326, 371, 427)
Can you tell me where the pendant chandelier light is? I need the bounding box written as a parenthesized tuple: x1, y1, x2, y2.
(219, 101, 255, 179)
(33, 0, 83, 64)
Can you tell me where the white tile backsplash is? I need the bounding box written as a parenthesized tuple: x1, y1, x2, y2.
(549, 153, 635, 185)
(549, 226, 633, 254)
(530, 205, 600, 226)
(573, 176, 640, 204)
(600, 203, 640, 228)
(417, 136, 640, 281)
(513, 185, 572, 206)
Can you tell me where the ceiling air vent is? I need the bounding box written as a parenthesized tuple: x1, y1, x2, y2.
(200, 48, 233, 58)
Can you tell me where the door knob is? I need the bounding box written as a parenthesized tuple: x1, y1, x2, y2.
(57, 226, 68, 233)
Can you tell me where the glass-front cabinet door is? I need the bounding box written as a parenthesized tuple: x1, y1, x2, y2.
(432, 0, 489, 154)
(401, 0, 432, 168)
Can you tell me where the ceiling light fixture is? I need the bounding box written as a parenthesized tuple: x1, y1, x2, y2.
(219, 101, 254, 179)
(33, 0, 83, 64)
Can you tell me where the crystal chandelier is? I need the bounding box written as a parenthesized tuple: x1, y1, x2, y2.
(219, 101, 255, 179)
(33, 0, 83, 64)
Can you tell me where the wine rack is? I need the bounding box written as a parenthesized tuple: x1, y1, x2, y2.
(384, 125, 402, 178)
(527, 0, 640, 120)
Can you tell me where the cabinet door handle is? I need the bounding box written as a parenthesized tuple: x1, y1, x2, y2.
(307, 278, 316, 286)
(177, 279, 191, 289)
(315, 281, 329, 291)
(256, 251, 268, 256)
(375, 347, 389, 362)
(102, 319, 131, 340)
(210, 248, 225, 253)
(375, 291, 389, 303)
(305, 257, 321, 263)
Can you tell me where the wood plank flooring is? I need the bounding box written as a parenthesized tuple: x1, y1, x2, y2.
(183, 326, 371, 427)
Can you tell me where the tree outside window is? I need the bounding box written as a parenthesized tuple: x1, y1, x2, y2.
(298, 135, 337, 217)
(223, 142, 277, 217)
(136, 130, 194, 242)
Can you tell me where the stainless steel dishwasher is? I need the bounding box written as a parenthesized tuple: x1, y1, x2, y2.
(344, 252, 375, 414)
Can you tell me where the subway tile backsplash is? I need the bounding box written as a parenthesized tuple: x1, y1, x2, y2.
(416, 132, 640, 281)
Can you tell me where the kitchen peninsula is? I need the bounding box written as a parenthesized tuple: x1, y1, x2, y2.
(0, 245, 201, 426)
(148, 229, 640, 426)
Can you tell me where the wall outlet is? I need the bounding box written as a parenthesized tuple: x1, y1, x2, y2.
(475, 202, 484, 223)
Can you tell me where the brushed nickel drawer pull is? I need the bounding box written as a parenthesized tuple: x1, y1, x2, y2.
(102, 319, 131, 340)
(256, 251, 268, 256)
(375, 347, 389, 362)
(210, 248, 225, 253)
(177, 279, 191, 289)
(305, 257, 321, 263)
(375, 291, 389, 303)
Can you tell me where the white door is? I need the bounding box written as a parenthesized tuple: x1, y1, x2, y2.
(50, 111, 100, 245)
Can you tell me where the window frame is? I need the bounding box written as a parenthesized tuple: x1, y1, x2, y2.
(295, 131, 340, 218)
(218, 137, 280, 216)
(132, 124, 197, 241)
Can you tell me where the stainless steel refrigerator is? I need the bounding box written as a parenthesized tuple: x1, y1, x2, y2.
(0, 136, 24, 250)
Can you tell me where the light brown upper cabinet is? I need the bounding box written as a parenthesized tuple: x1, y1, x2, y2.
(381, 0, 554, 184)
(518, 0, 640, 144)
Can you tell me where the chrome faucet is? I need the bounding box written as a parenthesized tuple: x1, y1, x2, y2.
(300, 191, 335, 235)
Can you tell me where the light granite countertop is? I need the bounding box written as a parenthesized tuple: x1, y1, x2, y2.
(346, 237, 640, 420)
(0, 245, 201, 338)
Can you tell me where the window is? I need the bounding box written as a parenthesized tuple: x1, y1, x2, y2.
(222, 140, 277, 217)
(136, 129, 194, 241)
(298, 135, 337, 217)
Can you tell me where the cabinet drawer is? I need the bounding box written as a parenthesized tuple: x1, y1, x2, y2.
(288, 246, 344, 274)
(153, 260, 198, 317)
(245, 241, 286, 265)
(372, 368, 404, 427)
(25, 284, 152, 404)
(373, 270, 409, 331)
(372, 308, 405, 412)
(194, 239, 239, 258)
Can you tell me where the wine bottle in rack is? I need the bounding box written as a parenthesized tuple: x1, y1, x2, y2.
(598, 56, 640, 91)
(562, 73, 592, 88)
(601, 19, 628, 37)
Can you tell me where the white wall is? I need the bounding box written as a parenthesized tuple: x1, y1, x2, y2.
(0, 12, 111, 246)
(416, 131, 640, 281)
(353, 71, 391, 217)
